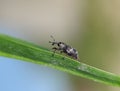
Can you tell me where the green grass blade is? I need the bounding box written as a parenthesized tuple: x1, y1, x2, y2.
(0, 34, 120, 86)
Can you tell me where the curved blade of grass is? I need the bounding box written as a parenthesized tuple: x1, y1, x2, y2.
(0, 34, 120, 87)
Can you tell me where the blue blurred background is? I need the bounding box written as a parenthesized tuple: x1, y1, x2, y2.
(0, 57, 73, 91)
(0, 0, 120, 91)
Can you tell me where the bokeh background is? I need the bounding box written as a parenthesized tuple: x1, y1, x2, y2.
(0, 0, 120, 91)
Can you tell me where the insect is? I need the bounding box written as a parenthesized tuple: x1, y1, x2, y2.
(49, 36, 79, 61)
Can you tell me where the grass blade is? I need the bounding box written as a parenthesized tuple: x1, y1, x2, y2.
(0, 34, 120, 86)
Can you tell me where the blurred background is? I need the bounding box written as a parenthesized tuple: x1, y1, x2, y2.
(0, 0, 120, 91)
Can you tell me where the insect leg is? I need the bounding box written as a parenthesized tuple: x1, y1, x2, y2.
(59, 50, 65, 60)
(60, 50, 63, 54)
(77, 56, 80, 62)
(52, 47, 61, 57)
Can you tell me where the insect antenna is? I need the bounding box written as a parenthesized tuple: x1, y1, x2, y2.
(50, 35, 56, 42)
(49, 35, 56, 44)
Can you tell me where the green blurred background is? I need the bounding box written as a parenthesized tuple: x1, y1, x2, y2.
(0, 0, 120, 91)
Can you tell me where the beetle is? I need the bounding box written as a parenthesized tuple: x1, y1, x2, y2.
(49, 36, 79, 61)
